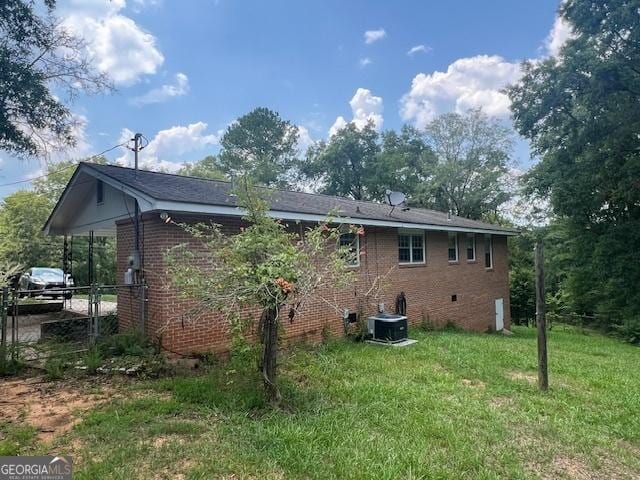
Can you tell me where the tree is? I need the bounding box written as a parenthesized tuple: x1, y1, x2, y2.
(166, 179, 357, 402)
(414, 109, 513, 220)
(178, 155, 226, 180)
(0, 1, 111, 158)
(33, 157, 107, 200)
(302, 122, 380, 200)
(507, 0, 640, 339)
(372, 125, 435, 200)
(0, 190, 62, 269)
(218, 108, 299, 188)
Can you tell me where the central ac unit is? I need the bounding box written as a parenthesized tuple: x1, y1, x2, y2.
(367, 313, 408, 343)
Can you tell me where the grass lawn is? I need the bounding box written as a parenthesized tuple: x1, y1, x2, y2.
(8, 325, 640, 479)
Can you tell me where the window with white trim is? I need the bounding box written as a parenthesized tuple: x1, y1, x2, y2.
(466, 233, 476, 261)
(398, 231, 425, 264)
(339, 232, 360, 267)
(448, 232, 458, 262)
(484, 234, 493, 269)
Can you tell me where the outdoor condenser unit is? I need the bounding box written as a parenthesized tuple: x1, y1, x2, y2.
(367, 313, 408, 343)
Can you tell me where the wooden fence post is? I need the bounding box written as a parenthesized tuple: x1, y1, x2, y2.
(535, 242, 549, 391)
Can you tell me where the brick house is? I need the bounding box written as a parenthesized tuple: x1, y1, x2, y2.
(44, 163, 517, 355)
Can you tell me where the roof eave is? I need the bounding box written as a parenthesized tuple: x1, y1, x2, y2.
(152, 200, 519, 236)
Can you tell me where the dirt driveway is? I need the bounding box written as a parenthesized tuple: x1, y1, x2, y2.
(66, 297, 117, 315)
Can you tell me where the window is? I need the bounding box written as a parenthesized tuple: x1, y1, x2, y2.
(448, 232, 458, 262)
(339, 233, 360, 267)
(466, 234, 476, 261)
(96, 179, 104, 204)
(484, 234, 493, 269)
(398, 231, 425, 264)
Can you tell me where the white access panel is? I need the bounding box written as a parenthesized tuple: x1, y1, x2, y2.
(495, 298, 504, 331)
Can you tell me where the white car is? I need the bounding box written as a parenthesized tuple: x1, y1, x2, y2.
(18, 268, 74, 299)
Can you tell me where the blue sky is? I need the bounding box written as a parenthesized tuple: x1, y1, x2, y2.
(0, 0, 567, 200)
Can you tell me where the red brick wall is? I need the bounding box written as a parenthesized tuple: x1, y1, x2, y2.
(116, 215, 511, 355)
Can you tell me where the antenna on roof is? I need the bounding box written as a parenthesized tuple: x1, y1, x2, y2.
(385, 190, 407, 216)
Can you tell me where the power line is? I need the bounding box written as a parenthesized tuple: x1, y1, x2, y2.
(0, 142, 126, 188)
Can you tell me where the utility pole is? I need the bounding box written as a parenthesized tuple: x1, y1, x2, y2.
(132, 133, 143, 256)
(535, 242, 549, 391)
(133, 132, 142, 177)
(131, 133, 145, 333)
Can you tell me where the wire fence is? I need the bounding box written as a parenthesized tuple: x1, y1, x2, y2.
(0, 283, 143, 369)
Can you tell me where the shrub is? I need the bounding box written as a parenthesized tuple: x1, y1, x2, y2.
(44, 357, 66, 380)
(613, 318, 640, 345)
(83, 348, 103, 375)
(98, 332, 153, 357)
(0, 356, 25, 376)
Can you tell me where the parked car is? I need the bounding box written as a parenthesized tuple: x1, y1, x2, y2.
(18, 268, 74, 299)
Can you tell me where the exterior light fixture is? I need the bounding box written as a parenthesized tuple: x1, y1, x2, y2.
(160, 212, 172, 224)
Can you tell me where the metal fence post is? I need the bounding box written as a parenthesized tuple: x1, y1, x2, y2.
(88, 283, 95, 345)
(1, 287, 7, 364)
(10, 290, 17, 360)
(140, 280, 146, 335)
(94, 284, 101, 340)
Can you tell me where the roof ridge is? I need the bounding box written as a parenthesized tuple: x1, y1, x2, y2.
(85, 162, 454, 217)
(83, 162, 516, 232)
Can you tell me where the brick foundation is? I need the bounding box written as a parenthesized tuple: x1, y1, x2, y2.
(116, 215, 510, 356)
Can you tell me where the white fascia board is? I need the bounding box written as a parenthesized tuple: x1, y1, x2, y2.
(152, 200, 518, 236)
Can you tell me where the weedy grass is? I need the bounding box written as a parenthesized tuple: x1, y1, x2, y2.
(23, 326, 640, 478)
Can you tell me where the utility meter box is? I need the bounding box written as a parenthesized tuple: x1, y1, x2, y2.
(124, 268, 134, 285)
(128, 250, 141, 271)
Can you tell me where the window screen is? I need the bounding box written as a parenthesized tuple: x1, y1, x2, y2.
(448, 233, 458, 262)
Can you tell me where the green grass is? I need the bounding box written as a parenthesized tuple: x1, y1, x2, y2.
(30, 326, 640, 478)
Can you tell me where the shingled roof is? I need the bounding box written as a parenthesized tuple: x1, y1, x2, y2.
(77, 163, 516, 235)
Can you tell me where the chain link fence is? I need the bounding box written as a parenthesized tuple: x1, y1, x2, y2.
(0, 283, 144, 370)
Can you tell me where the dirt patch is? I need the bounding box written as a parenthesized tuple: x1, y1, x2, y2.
(542, 456, 638, 480)
(461, 378, 486, 389)
(507, 371, 538, 384)
(489, 396, 513, 409)
(527, 454, 638, 480)
(0, 376, 113, 442)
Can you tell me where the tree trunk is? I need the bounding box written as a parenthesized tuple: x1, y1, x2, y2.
(260, 305, 281, 403)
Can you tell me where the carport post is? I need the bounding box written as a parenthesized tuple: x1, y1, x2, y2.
(87, 231, 95, 338)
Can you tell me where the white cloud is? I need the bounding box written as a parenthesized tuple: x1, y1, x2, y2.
(359, 57, 373, 68)
(60, 114, 93, 160)
(296, 126, 315, 154)
(329, 88, 383, 136)
(400, 55, 522, 128)
(32, 113, 93, 163)
(328, 116, 348, 138)
(130, 73, 189, 106)
(60, 0, 164, 85)
(399, 12, 575, 129)
(115, 122, 219, 172)
(545, 16, 573, 57)
(364, 28, 386, 45)
(407, 44, 432, 56)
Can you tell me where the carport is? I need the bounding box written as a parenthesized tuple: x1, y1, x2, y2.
(0, 163, 149, 364)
